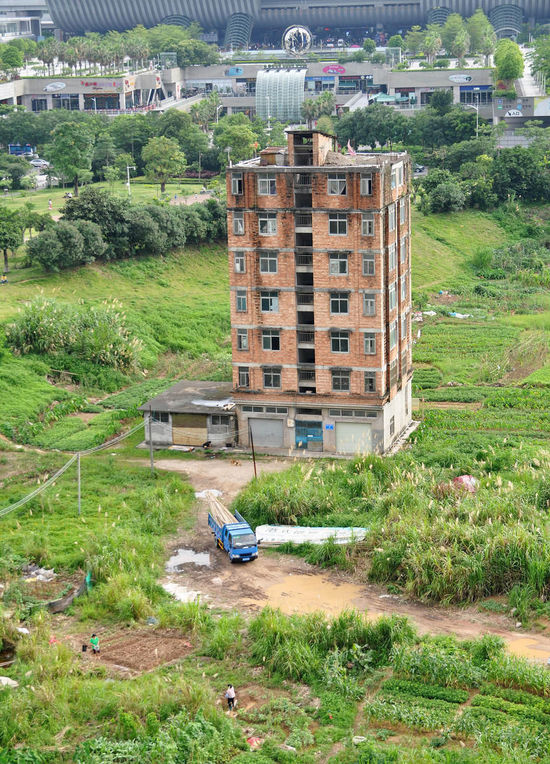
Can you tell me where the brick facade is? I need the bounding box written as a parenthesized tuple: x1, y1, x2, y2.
(227, 130, 412, 454)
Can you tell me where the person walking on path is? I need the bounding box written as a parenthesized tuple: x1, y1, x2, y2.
(90, 634, 100, 654)
(225, 684, 236, 711)
(48, 199, 52, 211)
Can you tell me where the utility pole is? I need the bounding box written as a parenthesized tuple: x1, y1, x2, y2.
(248, 420, 257, 479)
(77, 452, 81, 516)
(148, 406, 155, 476)
(126, 164, 136, 199)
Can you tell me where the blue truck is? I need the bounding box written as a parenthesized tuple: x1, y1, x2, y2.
(206, 492, 258, 563)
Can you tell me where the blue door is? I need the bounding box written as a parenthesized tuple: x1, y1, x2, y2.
(295, 421, 323, 450)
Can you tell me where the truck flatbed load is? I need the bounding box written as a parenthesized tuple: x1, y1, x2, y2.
(204, 491, 258, 563)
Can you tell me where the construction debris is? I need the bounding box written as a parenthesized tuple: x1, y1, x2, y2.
(255, 525, 367, 546)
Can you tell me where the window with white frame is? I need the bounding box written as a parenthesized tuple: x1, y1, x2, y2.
(362, 252, 375, 276)
(391, 163, 403, 190)
(238, 366, 249, 387)
(390, 359, 398, 386)
(236, 289, 247, 312)
(363, 293, 376, 316)
(360, 174, 372, 196)
(364, 332, 376, 355)
(233, 211, 244, 235)
(401, 313, 407, 341)
(237, 328, 248, 350)
(401, 274, 407, 301)
(260, 290, 279, 312)
(258, 173, 276, 195)
(259, 252, 278, 273)
(364, 371, 376, 392)
(330, 292, 349, 314)
(211, 414, 230, 426)
(332, 369, 350, 391)
(329, 213, 347, 235)
(389, 319, 397, 349)
(231, 172, 243, 195)
(234, 251, 245, 273)
(361, 212, 374, 236)
(152, 411, 169, 423)
(400, 236, 407, 263)
(259, 212, 277, 235)
(389, 282, 397, 311)
(327, 173, 347, 195)
(390, 415, 395, 436)
(388, 204, 396, 232)
(388, 243, 397, 271)
(263, 366, 281, 388)
(331, 330, 349, 353)
(262, 329, 280, 351)
(329, 252, 348, 275)
(400, 197, 407, 224)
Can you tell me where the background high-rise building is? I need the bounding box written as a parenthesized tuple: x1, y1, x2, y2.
(227, 130, 412, 455)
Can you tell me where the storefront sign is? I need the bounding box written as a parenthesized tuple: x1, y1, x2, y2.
(505, 109, 523, 117)
(449, 74, 472, 83)
(322, 64, 346, 74)
(43, 82, 66, 92)
(225, 66, 243, 76)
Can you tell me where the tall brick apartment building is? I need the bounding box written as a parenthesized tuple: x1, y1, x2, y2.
(227, 129, 412, 455)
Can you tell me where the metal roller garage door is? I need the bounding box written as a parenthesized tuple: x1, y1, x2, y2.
(249, 418, 284, 447)
(335, 422, 372, 454)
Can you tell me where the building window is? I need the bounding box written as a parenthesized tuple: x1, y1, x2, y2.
(400, 237, 406, 263)
(330, 292, 349, 314)
(259, 212, 277, 235)
(389, 243, 397, 272)
(236, 289, 247, 312)
(259, 252, 278, 273)
(329, 213, 347, 235)
(238, 367, 249, 387)
(389, 320, 397, 349)
(388, 204, 396, 232)
(360, 174, 372, 196)
(361, 212, 374, 237)
(262, 329, 280, 350)
(389, 282, 397, 311)
(331, 330, 349, 353)
(332, 369, 350, 391)
(231, 172, 243, 195)
(258, 173, 276, 195)
(263, 366, 281, 388)
(390, 415, 395, 437)
(364, 372, 376, 393)
(151, 411, 169, 423)
(390, 359, 398, 387)
(364, 332, 376, 355)
(260, 290, 279, 312)
(234, 252, 245, 273)
(401, 274, 407, 302)
(327, 173, 347, 195)
(362, 253, 375, 276)
(401, 313, 407, 341)
(233, 211, 244, 235)
(329, 252, 348, 276)
(237, 328, 248, 350)
(211, 414, 230, 426)
(400, 197, 407, 224)
(391, 163, 403, 190)
(363, 293, 376, 316)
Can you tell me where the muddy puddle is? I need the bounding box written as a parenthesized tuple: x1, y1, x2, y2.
(162, 582, 205, 602)
(254, 573, 365, 616)
(506, 636, 550, 662)
(165, 549, 211, 571)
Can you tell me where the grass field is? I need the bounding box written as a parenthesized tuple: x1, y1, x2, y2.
(2, 178, 204, 217)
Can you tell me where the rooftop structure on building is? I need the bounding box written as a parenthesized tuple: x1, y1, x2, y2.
(227, 129, 413, 455)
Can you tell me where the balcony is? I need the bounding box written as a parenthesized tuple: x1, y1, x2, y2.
(295, 232, 313, 247)
(295, 192, 312, 209)
(295, 213, 312, 233)
(296, 271, 313, 287)
(297, 311, 315, 325)
(295, 252, 313, 269)
(294, 173, 312, 188)
(298, 348, 315, 364)
(296, 291, 314, 305)
(297, 330, 315, 346)
(298, 367, 316, 394)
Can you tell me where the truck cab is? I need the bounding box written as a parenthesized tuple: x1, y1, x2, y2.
(221, 521, 258, 562)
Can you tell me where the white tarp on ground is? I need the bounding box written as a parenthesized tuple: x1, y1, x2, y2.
(255, 526, 367, 546)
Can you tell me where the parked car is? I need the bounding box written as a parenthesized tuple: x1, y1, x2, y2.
(30, 158, 50, 168)
(414, 164, 425, 173)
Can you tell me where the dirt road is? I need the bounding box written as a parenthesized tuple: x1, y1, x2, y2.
(153, 456, 550, 662)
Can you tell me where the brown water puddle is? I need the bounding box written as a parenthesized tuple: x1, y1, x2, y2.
(506, 636, 550, 662)
(259, 574, 365, 616)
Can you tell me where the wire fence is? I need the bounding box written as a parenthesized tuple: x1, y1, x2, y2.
(0, 420, 145, 520)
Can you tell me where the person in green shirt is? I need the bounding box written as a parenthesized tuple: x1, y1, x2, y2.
(90, 634, 100, 654)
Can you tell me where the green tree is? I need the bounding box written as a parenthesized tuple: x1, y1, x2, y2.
(63, 186, 130, 259)
(301, 98, 318, 128)
(531, 34, 550, 79)
(441, 13, 466, 55)
(48, 121, 94, 196)
(491, 147, 549, 202)
(430, 89, 453, 116)
(404, 25, 425, 56)
(423, 26, 442, 64)
(494, 39, 524, 82)
(388, 34, 404, 49)
(141, 136, 186, 193)
(362, 38, 376, 56)
(92, 133, 117, 180)
(480, 29, 497, 66)
(466, 9, 493, 53)
(213, 116, 256, 167)
(316, 91, 335, 118)
(175, 39, 219, 68)
(451, 29, 470, 61)
(1, 45, 23, 73)
(0, 206, 23, 272)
